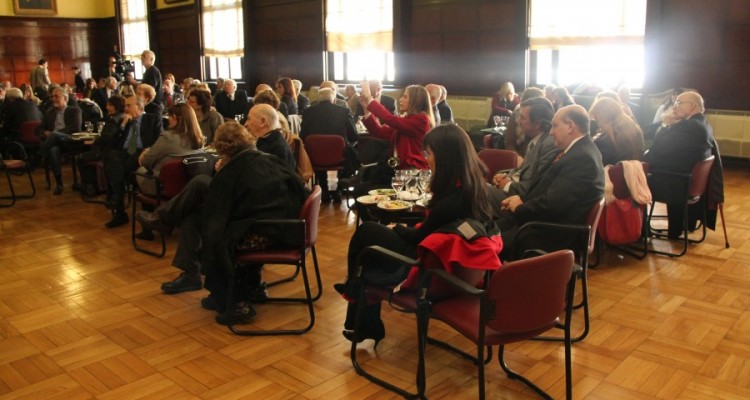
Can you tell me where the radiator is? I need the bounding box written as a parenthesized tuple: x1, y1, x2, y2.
(706, 110, 750, 158)
(448, 95, 493, 131)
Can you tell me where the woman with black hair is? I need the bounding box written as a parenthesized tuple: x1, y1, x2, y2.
(335, 124, 497, 345)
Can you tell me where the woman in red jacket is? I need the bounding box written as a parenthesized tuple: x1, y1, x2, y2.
(359, 83, 434, 170)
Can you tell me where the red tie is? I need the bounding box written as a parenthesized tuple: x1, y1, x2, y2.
(167, 94, 172, 107)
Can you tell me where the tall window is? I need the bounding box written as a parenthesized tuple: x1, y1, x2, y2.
(202, 0, 244, 80)
(326, 0, 394, 83)
(120, 0, 150, 79)
(529, 0, 647, 88)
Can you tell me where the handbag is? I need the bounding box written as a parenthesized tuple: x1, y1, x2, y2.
(598, 197, 643, 245)
(182, 153, 216, 179)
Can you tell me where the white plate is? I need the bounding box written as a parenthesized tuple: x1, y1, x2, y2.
(398, 191, 421, 201)
(72, 132, 99, 138)
(415, 199, 428, 207)
(369, 188, 397, 196)
(377, 200, 412, 211)
(356, 195, 388, 205)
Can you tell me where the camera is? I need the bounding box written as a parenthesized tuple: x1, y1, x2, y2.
(112, 47, 135, 75)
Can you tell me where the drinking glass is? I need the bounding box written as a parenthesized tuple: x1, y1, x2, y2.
(96, 121, 106, 133)
(418, 170, 432, 202)
(84, 121, 93, 133)
(493, 115, 502, 129)
(391, 175, 405, 198)
(235, 114, 244, 123)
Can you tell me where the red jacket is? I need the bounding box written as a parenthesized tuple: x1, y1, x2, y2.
(364, 100, 430, 170)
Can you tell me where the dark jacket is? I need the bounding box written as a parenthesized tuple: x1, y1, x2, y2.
(1, 98, 42, 140)
(115, 112, 162, 150)
(214, 90, 249, 120)
(257, 129, 296, 172)
(37, 106, 82, 136)
(300, 101, 357, 143)
(142, 65, 163, 104)
(643, 113, 712, 174)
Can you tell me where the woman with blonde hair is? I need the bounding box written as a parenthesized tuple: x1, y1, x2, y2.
(589, 97, 644, 165)
(491, 81, 520, 116)
(136, 103, 205, 195)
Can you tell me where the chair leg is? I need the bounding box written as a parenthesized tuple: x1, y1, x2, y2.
(647, 201, 689, 257)
(131, 199, 167, 258)
(719, 203, 730, 248)
(498, 345, 553, 400)
(0, 170, 17, 207)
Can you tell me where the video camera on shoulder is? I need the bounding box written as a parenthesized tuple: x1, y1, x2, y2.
(112, 49, 135, 75)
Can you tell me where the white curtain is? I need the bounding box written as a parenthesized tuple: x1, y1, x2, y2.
(202, 0, 244, 58)
(529, 0, 647, 49)
(120, 0, 150, 58)
(326, 0, 393, 52)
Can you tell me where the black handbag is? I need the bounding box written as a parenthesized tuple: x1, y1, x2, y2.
(182, 152, 216, 179)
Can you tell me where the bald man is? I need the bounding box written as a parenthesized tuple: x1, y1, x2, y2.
(495, 104, 604, 258)
(643, 91, 712, 238)
(244, 104, 296, 171)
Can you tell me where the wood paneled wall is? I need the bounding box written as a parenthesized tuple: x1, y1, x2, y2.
(150, 3, 202, 86)
(645, 0, 750, 110)
(0, 16, 117, 87)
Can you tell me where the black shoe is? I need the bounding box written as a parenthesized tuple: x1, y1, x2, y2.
(105, 212, 129, 228)
(342, 327, 385, 349)
(248, 282, 269, 303)
(332, 192, 342, 203)
(215, 301, 256, 325)
(201, 295, 217, 311)
(161, 272, 202, 294)
(135, 229, 155, 241)
(136, 211, 174, 235)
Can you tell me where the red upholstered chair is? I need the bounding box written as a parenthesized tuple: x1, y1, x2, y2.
(305, 134, 347, 180)
(510, 197, 605, 343)
(477, 149, 518, 183)
(131, 158, 190, 257)
(19, 120, 43, 146)
(226, 185, 323, 336)
(423, 250, 578, 400)
(0, 141, 37, 207)
(349, 236, 499, 399)
(647, 155, 715, 257)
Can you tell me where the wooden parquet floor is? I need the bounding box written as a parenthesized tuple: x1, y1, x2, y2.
(1, 162, 749, 399)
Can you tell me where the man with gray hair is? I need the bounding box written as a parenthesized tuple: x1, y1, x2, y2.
(214, 78, 249, 121)
(300, 88, 358, 202)
(643, 90, 712, 239)
(140, 50, 163, 105)
(32, 87, 82, 195)
(292, 79, 309, 113)
(244, 103, 296, 171)
(311, 80, 348, 109)
(30, 58, 51, 99)
(436, 85, 454, 124)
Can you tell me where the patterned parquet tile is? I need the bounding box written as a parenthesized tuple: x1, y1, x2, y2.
(1, 162, 749, 399)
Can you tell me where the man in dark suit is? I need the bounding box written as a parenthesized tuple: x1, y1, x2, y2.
(300, 88, 358, 202)
(492, 97, 557, 199)
(140, 50, 163, 105)
(214, 79, 249, 121)
(162, 78, 183, 108)
(437, 85, 454, 124)
(33, 87, 82, 195)
(643, 91, 712, 238)
(355, 79, 397, 118)
(0, 88, 42, 141)
(103, 94, 162, 228)
(495, 104, 605, 257)
(92, 77, 118, 113)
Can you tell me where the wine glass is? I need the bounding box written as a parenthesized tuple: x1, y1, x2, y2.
(493, 115, 502, 129)
(235, 114, 244, 123)
(96, 121, 106, 133)
(84, 121, 93, 133)
(418, 170, 432, 202)
(391, 175, 405, 198)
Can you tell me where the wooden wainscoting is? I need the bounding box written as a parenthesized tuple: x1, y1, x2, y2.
(0, 161, 749, 398)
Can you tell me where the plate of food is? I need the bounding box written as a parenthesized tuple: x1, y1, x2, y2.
(369, 188, 397, 197)
(398, 191, 421, 201)
(377, 200, 412, 211)
(72, 132, 99, 139)
(356, 194, 389, 205)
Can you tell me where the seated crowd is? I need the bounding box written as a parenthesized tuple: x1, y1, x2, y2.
(0, 50, 718, 331)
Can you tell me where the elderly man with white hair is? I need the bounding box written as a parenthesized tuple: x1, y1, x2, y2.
(292, 79, 309, 113)
(425, 83, 442, 125)
(300, 88, 358, 202)
(140, 50, 163, 105)
(214, 78, 250, 122)
(437, 85, 454, 124)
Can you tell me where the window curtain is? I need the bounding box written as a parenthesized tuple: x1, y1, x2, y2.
(529, 0, 646, 49)
(120, 0, 150, 58)
(202, 0, 244, 58)
(326, 0, 393, 52)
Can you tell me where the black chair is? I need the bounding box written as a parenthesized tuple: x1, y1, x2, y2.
(646, 155, 715, 257)
(0, 141, 37, 207)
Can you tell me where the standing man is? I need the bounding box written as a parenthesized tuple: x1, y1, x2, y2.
(300, 88, 358, 202)
(102, 56, 123, 82)
(33, 87, 83, 195)
(492, 97, 558, 199)
(103, 95, 162, 228)
(71, 66, 85, 94)
(436, 85, 454, 125)
(495, 104, 604, 257)
(643, 91, 712, 239)
(30, 58, 51, 99)
(214, 79, 249, 121)
(140, 50, 163, 105)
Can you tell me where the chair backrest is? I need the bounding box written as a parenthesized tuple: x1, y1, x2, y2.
(477, 149, 518, 182)
(158, 158, 190, 198)
(20, 121, 42, 145)
(689, 155, 715, 199)
(586, 197, 605, 255)
(421, 249, 489, 300)
(301, 185, 322, 248)
(304, 134, 346, 169)
(486, 250, 574, 333)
